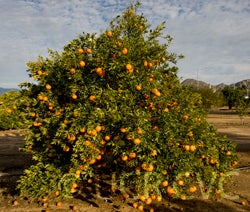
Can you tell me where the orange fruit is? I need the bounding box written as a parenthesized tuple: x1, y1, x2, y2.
(184, 172, 190, 178)
(215, 189, 221, 195)
(69, 68, 76, 74)
(79, 61, 85, 67)
(182, 115, 189, 121)
(122, 47, 128, 55)
(6, 109, 12, 114)
(104, 135, 111, 141)
(133, 138, 141, 145)
(139, 194, 146, 202)
(126, 63, 132, 70)
(138, 205, 144, 211)
(190, 145, 196, 152)
(80, 127, 86, 133)
(147, 62, 153, 68)
(167, 186, 174, 196)
(96, 67, 105, 77)
(95, 125, 102, 132)
(78, 48, 84, 53)
(64, 146, 70, 152)
(162, 180, 168, 187)
(86, 48, 92, 54)
(156, 195, 162, 202)
(132, 202, 138, 209)
(120, 127, 127, 133)
(75, 170, 81, 176)
(145, 197, 152, 205)
(150, 150, 157, 156)
(56, 202, 62, 207)
(71, 182, 78, 189)
(55, 190, 60, 196)
(89, 95, 96, 101)
(189, 186, 197, 193)
(177, 180, 184, 186)
(163, 107, 169, 112)
(72, 93, 77, 100)
(45, 84, 51, 90)
(122, 155, 128, 161)
(147, 164, 154, 172)
(106, 31, 112, 37)
(129, 152, 137, 159)
(136, 84, 142, 91)
(143, 61, 148, 67)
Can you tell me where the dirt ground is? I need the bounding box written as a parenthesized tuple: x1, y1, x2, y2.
(0, 109, 250, 212)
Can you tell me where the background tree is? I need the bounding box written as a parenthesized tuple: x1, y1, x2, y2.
(17, 2, 237, 209)
(0, 91, 25, 130)
(221, 86, 239, 110)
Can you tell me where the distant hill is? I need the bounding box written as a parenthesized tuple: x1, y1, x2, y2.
(181, 79, 250, 91)
(0, 87, 19, 95)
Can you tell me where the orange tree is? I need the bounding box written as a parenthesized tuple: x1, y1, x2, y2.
(17, 2, 237, 208)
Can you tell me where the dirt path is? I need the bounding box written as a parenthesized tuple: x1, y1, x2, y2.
(0, 110, 250, 211)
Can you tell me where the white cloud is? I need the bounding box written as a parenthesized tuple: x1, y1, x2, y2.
(0, 0, 249, 88)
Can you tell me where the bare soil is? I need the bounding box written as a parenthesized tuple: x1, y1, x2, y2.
(0, 109, 250, 212)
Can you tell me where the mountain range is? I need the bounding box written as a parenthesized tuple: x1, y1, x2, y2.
(181, 79, 250, 91)
(0, 87, 19, 95)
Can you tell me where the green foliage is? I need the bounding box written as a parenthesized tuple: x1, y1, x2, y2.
(185, 86, 224, 110)
(17, 2, 238, 206)
(0, 90, 26, 130)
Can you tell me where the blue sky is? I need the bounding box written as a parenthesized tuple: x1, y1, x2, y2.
(0, 0, 249, 88)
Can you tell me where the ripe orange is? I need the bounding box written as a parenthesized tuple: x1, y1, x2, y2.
(122, 47, 128, 55)
(86, 48, 92, 54)
(120, 127, 127, 133)
(147, 62, 153, 68)
(167, 186, 174, 196)
(162, 180, 168, 187)
(129, 152, 137, 158)
(56, 202, 62, 207)
(156, 195, 162, 202)
(163, 107, 169, 113)
(95, 125, 102, 132)
(150, 150, 157, 156)
(71, 182, 78, 189)
(184, 172, 190, 178)
(126, 63, 132, 70)
(189, 186, 197, 193)
(64, 146, 70, 152)
(136, 84, 142, 91)
(69, 68, 76, 74)
(136, 128, 142, 134)
(122, 155, 128, 161)
(75, 170, 81, 176)
(215, 189, 221, 195)
(190, 145, 196, 152)
(177, 180, 184, 186)
(79, 61, 85, 67)
(182, 115, 189, 121)
(138, 205, 144, 211)
(96, 67, 105, 77)
(106, 31, 112, 37)
(139, 194, 146, 202)
(89, 95, 96, 101)
(45, 84, 51, 90)
(132, 202, 138, 209)
(78, 48, 84, 53)
(143, 61, 148, 67)
(104, 135, 111, 141)
(55, 190, 60, 196)
(72, 93, 77, 100)
(6, 109, 12, 114)
(133, 138, 141, 145)
(145, 197, 152, 205)
(147, 164, 154, 172)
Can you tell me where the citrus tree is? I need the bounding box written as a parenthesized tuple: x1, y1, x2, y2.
(17, 2, 238, 210)
(0, 90, 25, 130)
